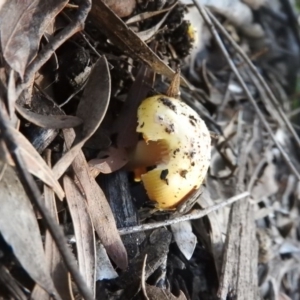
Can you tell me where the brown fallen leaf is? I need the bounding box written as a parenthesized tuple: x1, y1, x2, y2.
(62, 128, 128, 270)
(53, 56, 111, 179)
(75, 56, 111, 141)
(6, 126, 65, 200)
(89, 0, 190, 88)
(31, 152, 72, 300)
(16, 103, 83, 129)
(64, 175, 96, 295)
(0, 0, 68, 77)
(0, 164, 59, 298)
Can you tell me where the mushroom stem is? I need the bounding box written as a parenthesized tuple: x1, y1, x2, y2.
(127, 139, 168, 169)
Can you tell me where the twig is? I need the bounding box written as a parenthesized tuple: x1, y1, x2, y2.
(118, 192, 249, 235)
(206, 9, 300, 152)
(141, 254, 149, 300)
(192, 2, 300, 180)
(0, 109, 93, 300)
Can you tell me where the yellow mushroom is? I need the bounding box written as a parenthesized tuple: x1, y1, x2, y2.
(129, 95, 211, 209)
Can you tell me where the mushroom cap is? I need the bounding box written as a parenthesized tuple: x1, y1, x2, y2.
(137, 95, 211, 209)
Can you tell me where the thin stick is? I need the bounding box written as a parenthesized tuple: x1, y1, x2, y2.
(206, 9, 300, 151)
(0, 109, 93, 300)
(141, 254, 149, 300)
(192, 2, 300, 180)
(118, 192, 249, 235)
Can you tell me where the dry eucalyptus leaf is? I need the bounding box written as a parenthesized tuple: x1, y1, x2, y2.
(171, 221, 197, 260)
(64, 175, 96, 294)
(7, 127, 65, 200)
(32, 157, 72, 300)
(76, 56, 111, 140)
(0, 0, 68, 77)
(0, 164, 59, 297)
(0, 126, 64, 200)
(52, 141, 85, 181)
(90, 0, 190, 88)
(62, 128, 128, 270)
(52, 56, 111, 179)
(16, 104, 83, 129)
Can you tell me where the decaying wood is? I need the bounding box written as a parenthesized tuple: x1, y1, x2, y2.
(218, 129, 258, 299)
(100, 170, 145, 260)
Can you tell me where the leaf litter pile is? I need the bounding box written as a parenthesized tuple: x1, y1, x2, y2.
(0, 0, 300, 299)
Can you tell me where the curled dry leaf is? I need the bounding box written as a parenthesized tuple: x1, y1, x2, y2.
(53, 56, 111, 179)
(63, 175, 96, 294)
(76, 56, 111, 140)
(0, 0, 68, 77)
(16, 104, 83, 129)
(88, 147, 128, 176)
(0, 164, 59, 297)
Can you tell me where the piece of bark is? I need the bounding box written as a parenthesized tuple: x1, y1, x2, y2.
(100, 170, 145, 259)
(218, 133, 259, 299)
(217, 200, 259, 299)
